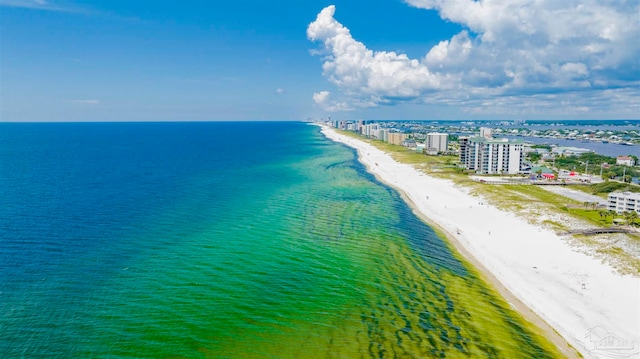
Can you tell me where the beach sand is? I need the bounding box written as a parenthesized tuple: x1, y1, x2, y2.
(320, 125, 640, 359)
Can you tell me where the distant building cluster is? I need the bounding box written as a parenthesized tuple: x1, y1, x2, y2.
(551, 147, 593, 156)
(321, 119, 637, 180)
(327, 120, 446, 152)
(325, 120, 524, 173)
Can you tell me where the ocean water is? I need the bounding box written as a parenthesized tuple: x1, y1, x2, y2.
(0, 122, 563, 358)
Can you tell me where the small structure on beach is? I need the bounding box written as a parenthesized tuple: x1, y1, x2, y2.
(402, 139, 417, 148)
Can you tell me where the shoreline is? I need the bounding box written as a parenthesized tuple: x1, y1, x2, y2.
(387, 175, 579, 358)
(319, 125, 639, 359)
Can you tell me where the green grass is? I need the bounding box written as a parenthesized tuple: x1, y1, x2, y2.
(566, 208, 613, 226)
(464, 184, 578, 215)
(469, 184, 624, 228)
(590, 181, 640, 194)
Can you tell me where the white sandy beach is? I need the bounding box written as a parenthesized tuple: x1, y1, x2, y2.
(320, 125, 640, 359)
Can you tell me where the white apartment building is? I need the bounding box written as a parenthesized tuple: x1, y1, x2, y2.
(460, 137, 524, 174)
(426, 133, 449, 154)
(379, 129, 389, 142)
(608, 192, 640, 214)
(362, 124, 379, 137)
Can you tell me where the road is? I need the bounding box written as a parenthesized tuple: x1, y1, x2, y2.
(540, 186, 608, 205)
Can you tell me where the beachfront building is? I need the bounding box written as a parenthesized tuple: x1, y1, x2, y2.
(616, 156, 635, 166)
(458, 136, 469, 166)
(387, 132, 408, 146)
(608, 191, 640, 214)
(426, 132, 449, 154)
(460, 137, 524, 174)
(361, 123, 380, 138)
(380, 129, 389, 142)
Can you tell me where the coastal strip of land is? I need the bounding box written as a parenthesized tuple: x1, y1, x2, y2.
(319, 125, 640, 359)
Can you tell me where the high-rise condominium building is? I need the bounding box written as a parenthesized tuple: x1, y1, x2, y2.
(460, 137, 524, 174)
(426, 133, 449, 154)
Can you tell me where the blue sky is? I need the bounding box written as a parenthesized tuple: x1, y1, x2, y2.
(1, 0, 638, 121)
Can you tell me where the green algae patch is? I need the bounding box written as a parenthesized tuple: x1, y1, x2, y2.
(204, 227, 567, 358)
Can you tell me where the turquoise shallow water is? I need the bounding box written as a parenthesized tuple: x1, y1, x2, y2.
(0, 122, 563, 358)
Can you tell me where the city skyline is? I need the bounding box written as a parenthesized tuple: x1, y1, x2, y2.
(1, 0, 639, 122)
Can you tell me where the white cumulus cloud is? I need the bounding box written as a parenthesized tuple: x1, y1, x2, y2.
(313, 91, 330, 104)
(307, 2, 640, 116)
(312, 90, 353, 112)
(307, 6, 447, 106)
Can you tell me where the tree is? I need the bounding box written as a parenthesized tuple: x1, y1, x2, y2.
(598, 211, 607, 221)
(528, 153, 542, 163)
(623, 211, 638, 226)
(628, 211, 639, 227)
